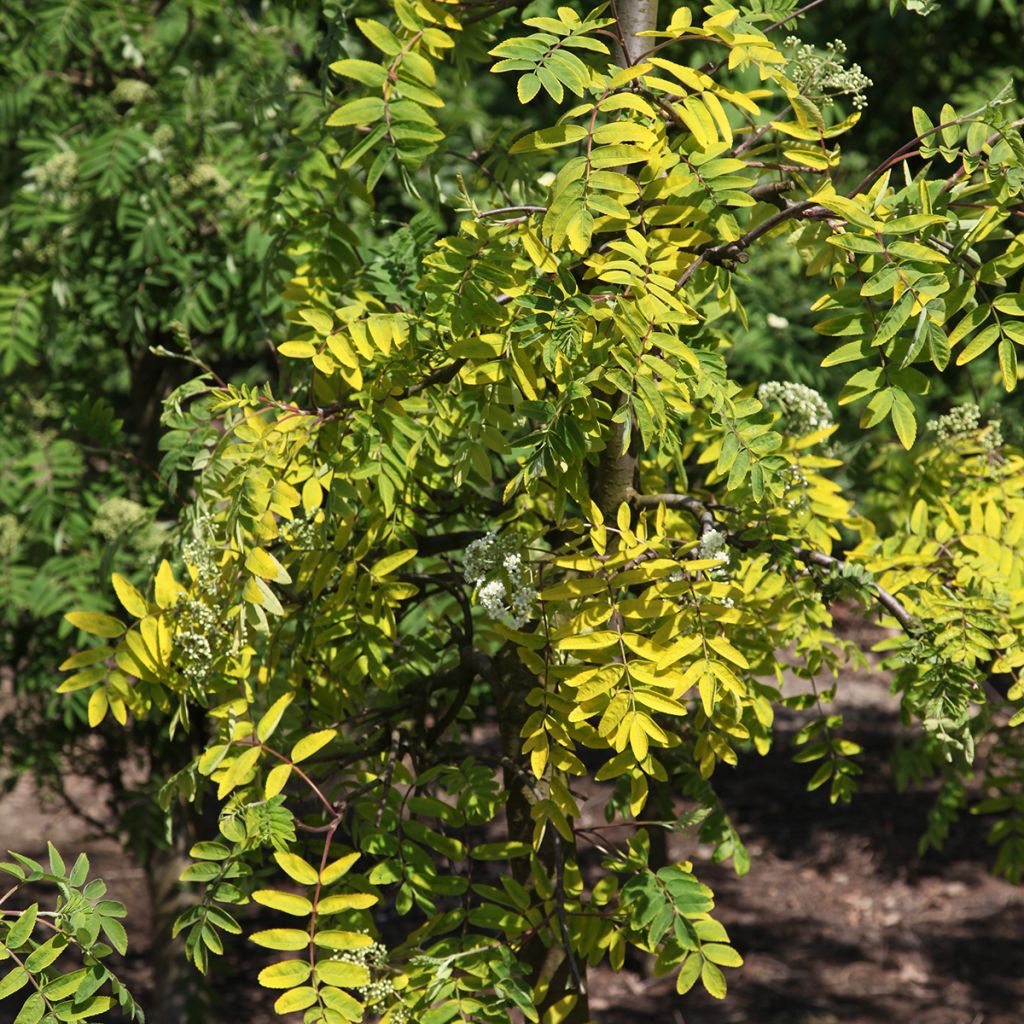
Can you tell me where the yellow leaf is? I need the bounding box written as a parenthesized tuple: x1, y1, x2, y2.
(65, 611, 125, 638)
(301, 476, 323, 515)
(634, 690, 687, 715)
(59, 647, 111, 671)
(88, 688, 109, 727)
(278, 340, 317, 358)
(290, 728, 337, 764)
(315, 961, 371, 987)
(217, 745, 262, 799)
(299, 309, 334, 334)
(57, 667, 107, 693)
(258, 960, 311, 990)
(264, 763, 292, 799)
(707, 635, 750, 669)
(245, 547, 292, 584)
(154, 560, 183, 610)
(256, 694, 293, 742)
(274, 852, 320, 886)
(369, 548, 417, 579)
(317, 893, 378, 914)
(249, 928, 309, 950)
(252, 890, 313, 917)
(109, 696, 127, 725)
(112, 574, 147, 617)
(556, 631, 620, 651)
(273, 987, 318, 1014)
(629, 716, 649, 760)
(312, 930, 375, 951)
(320, 852, 360, 885)
(531, 742, 549, 779)
(543, 993, 579, 1024)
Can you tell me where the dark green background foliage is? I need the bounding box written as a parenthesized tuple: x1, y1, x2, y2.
(0, 0, 324, 787)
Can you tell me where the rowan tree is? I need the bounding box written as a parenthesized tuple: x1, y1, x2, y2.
(4, 1, 1024, 1022)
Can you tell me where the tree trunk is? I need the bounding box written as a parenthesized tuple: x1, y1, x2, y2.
(613, 0, 660, 66)
(144, 834, 193, 1024)
(495, 650, 591, 1024)
(595, 0, 660, 519)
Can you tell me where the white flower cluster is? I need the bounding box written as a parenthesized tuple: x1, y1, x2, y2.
(183, 529, 220, 599)
(27, 150, 79, 195)
(928, 403, 1003, 450)
(783, 36, 872, 110)
(92, 497, 149, 543)
(758, 380, 833, 436)
(328, 940, 399, 1009)
(110, 78, 153, 106)
(464, 533, 536, 628)
(697, 527, 730, 567)
(172, 598, 217, 685)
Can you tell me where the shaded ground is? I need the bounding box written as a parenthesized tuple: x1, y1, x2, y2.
(2, 637, 1022, 1023)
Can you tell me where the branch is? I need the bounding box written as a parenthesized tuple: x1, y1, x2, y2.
(424, 647, 492, 746)
(626, 487, 715, 532)
(477, 205, 547, 218)
(626, 490, 918, 629)
(791, 547, 918, 632)
(676, 201, 825, 285)
(318, 358, 467, 416)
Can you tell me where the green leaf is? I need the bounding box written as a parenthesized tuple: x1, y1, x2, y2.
(327, 97, 386, 129)
(5, 904, 38, 949)
(101, 917, 128, 956)
(675, 955, 701, 995)
(911, 106, 933, 138)
(517, 75, 541, 104)
(24, 936, 66, 973)
(189, 841, 230, 861)
(998, 338, 1017, 391)
(369, 549, 417, 579)
(0, 968, 30, 1002)
(955, 324, 1000, 365)
(12, 991, 45, 1024)
(872, 291, 915, 347)
(700, 959, 728, 999)
(992, 293, 1024, 316)
(891, 391, 917, 449)
(356, 18, 401, 55)
(940, 102, 959, 148)
(328, 59, 388, 88)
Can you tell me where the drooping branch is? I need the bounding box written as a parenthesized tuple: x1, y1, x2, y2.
(627, 489, 919, 631)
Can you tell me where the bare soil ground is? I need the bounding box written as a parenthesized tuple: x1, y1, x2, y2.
(2, 634, 1022, 1024)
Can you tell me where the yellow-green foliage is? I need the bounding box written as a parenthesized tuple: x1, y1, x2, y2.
(47, 1, 1024, 1021)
